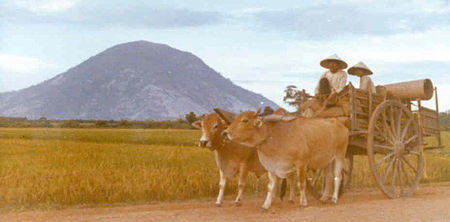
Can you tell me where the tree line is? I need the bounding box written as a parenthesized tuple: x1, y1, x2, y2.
(0, 111, 449, 130)
(0, 114, 197, 129)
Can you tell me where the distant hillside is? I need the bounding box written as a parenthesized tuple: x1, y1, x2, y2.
(0, 41, 279, 120)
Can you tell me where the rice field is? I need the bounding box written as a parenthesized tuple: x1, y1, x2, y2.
(0, 128, 449, 211)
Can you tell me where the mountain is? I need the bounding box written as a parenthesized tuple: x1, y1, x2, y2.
(0, 41, 279, 120)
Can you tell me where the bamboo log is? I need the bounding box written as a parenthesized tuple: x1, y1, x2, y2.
(383, 79, 433, 100)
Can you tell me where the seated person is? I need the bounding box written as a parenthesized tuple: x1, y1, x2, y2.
(314, 54, 348, 95)
(300, 54, 349, 117)
(348, 61, 376, 93)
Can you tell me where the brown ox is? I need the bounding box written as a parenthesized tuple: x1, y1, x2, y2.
(193, 113, 266, 206)
(222, 110, 349, 210)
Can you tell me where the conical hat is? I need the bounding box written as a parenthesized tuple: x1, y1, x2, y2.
(320, 54, 348, 69)
(348, 61, 373, 76)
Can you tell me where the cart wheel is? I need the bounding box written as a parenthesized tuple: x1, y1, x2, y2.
(367, 100, 423, 198)
(306, 155, 353, 201)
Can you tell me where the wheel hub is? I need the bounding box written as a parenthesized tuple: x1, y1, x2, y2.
(393, 140, 405, 157)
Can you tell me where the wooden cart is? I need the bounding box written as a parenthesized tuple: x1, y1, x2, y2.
(303, 79, 444, 199)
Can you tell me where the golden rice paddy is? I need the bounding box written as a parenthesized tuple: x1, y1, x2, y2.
(0, 128, 448, 211)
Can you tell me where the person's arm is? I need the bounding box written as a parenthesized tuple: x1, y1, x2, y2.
(314, 72, 327, 95)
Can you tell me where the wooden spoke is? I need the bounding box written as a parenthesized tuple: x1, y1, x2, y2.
(391, 159, 398, 194)
(376, 152, 394, 167)
(375, 144, 394, 150)
(401, 156, 418, 174)
(400, 158, 413, 186)
(400, 118, 412, 141)
(397, 160, 404, 193)
(382, 112, 395, 143)
(404, 135, 418, 145)
(396, 108, 403, 137)
(389, 105, 397, 137)
(382, 157, 396, 185)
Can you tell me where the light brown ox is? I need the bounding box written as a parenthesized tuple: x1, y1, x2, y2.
(222, 110, 349, 210)
(193, 111, 296, 207)
(193, 113, 266, 206)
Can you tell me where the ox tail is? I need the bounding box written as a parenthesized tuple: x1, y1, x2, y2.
(280, 178, 287, 201)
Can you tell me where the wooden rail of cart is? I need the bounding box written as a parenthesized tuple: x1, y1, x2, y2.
(304, 79, 444, 199)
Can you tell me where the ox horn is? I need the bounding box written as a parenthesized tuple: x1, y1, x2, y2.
(255, 108, 261, 116)
(213, 108, 236, 124)
(262, 114, 297, 123)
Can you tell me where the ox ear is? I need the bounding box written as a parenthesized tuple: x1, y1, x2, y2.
(192, 120, 202, 129)
(213, 108, 236, 124)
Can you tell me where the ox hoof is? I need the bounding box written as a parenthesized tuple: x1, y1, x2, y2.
(260, 207, 269, 213)
(319, 196, 331, 203)
(288, 200, 295, 204)
(234, 202, 241, 207)
(215, 203, 222, 207)
(331, 198, 338, 204)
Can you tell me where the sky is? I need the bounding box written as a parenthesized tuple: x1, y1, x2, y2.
(1, 0, 450, 111)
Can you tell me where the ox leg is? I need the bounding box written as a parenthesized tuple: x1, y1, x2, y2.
(216, 170, 226, 207)
(261, 172, 278, 211)
(331, 158, 343, 204)
(320, 163, 334, 202)
(298, 166, 308, 207)
(234, 165, 248, 206)
(287, 172, 296, 203)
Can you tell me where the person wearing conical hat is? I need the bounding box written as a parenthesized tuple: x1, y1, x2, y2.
(314, 54, 348, 95)
(300, 54, 348, 117)
(348, 61, 376, 93)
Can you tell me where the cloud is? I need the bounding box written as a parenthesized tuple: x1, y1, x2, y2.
(1, 3, 226, 29)
(14, 0, 79, 13)
(246, 3, 450, 39)
(0, 54, 59, 92)
(0, 54, 55, 74)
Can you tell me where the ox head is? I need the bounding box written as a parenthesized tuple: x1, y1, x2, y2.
(221, 108, 296, 148)
(192, 112, 233, 150)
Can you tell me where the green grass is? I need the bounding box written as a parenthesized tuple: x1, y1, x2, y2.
(0, 128, 448, 211)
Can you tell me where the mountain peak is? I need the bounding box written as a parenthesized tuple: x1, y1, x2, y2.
(0, 41, 279, 120)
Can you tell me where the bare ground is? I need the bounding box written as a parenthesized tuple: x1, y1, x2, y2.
(2, 185, 450, 222)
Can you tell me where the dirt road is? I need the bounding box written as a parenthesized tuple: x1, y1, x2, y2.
(2, 185, 449, 222)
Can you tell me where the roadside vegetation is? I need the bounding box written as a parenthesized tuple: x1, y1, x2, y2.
(0, 128, 449, 211)
(0, 117, 194, 129)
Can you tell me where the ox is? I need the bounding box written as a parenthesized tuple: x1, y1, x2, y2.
(222, 110, 349, 210)
(193, 110, 296, 207)
(193, 113, 266, 206)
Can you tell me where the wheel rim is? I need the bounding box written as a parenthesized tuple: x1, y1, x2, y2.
(367, 100, 423, 198)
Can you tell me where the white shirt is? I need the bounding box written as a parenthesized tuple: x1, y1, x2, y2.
(360, 75, 376, 93)
(314, 70, 347, 94)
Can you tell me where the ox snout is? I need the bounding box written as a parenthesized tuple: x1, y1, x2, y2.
(199, 140, 208, 147)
